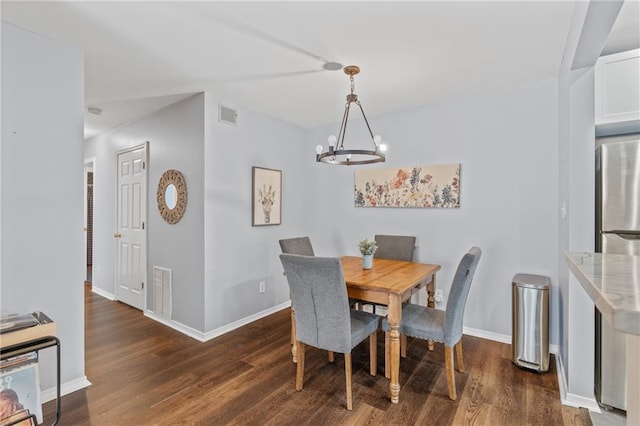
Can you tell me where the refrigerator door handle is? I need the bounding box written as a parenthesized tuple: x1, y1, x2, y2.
(602, 230, 640, 239)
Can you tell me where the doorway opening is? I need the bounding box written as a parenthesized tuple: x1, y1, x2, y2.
(84, 160, 94, 285)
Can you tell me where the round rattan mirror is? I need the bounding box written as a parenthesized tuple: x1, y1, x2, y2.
(157, 169, 187, 224)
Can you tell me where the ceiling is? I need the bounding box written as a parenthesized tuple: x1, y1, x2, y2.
(2, 1, 638, 140)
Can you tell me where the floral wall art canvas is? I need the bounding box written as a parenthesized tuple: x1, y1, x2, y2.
(354, 163, 460, 208)
(252, 167, 282, 226)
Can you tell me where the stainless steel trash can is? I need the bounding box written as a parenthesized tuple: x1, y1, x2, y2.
(512, 273, 549, 372)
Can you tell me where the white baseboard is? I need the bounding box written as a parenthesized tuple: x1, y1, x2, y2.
(202, 301, 292, 342)
(144, 311, 206, 341)
(463, 327, 560, 355)
(41, 375, 91, 403)
(556, 351, 568, 397)
(563, 393, 602, 413)
(144, 300, 292, 343)
(91, 285, 115, 300)
(552, 350, 601, 413)
(463, 326, 511, 344)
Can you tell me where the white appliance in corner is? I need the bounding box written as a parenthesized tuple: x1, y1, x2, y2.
(595, 134, 640, 411)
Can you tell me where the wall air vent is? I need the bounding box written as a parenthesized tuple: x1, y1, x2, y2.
(218, 104, 238, 126)
(153, 266, 172, 318)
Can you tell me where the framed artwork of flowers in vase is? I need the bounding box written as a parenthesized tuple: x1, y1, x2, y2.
(252, 166, 282, 226)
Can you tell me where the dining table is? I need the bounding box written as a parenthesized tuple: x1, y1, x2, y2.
(289, 255, 441, 404)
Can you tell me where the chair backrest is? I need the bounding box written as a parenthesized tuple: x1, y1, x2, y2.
(374, 235, 416, 261)
(279, 254, 352, 353)
(279, 237, 315, 256)
(444, 247, 482, 346)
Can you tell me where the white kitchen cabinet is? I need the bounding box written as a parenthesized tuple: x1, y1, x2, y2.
(595, 49, 640, 125)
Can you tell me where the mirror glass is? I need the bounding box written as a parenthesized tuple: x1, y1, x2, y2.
(165, 184, 177, 210)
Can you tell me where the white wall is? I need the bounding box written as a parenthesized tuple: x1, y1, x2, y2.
(84, 94, 205, 330)
(307, 79, 561, 343)
(555, 0, 622, 409)
(1, 22, 87, 394)
(566, 68, 597, 404)
(203, 94, 308, 332)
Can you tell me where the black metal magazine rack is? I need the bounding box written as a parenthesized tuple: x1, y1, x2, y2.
(1, 336, 61, 426)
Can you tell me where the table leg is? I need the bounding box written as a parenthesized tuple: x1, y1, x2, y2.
(427, 275, 436, 351)
(387, 293, 402, 404)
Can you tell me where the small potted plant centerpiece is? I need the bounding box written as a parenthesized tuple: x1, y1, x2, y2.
(358, 238, 378, 270)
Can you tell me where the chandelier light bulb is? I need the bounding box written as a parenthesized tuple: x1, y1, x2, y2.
(315, 145, 323, 155)
(373, 135, 382, 144)
(328, 135, 337, 147)
(380, 144, 388, 152)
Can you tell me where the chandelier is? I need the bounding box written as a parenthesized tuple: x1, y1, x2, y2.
(315, 65, 386, 165)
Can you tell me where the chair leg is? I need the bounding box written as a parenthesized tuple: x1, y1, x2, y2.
(455, 341, 464, 372)
(384, 331, 390, 379)
(345, 353, 353, 410)
(291, 308, 297, 363)
(328, 351, 335, 363)
(444, 345, 457, 400)
(369, 331, 377, 376)
(401, 334, 407, 358)
(296, 342, 305, 391)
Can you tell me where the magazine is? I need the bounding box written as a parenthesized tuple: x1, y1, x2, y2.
(0, 353, 36, 374)
(0, 359, 42, 425)
(0, 314, 40, 335)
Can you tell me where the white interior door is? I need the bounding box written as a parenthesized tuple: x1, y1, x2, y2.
(115, 144, 147, 309)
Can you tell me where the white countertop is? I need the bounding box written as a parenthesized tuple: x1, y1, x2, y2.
(565, 252, 640, 336)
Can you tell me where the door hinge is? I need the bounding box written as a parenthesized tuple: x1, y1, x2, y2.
(142, 282, 144, 289)
(142, 222, 145, 230)
(143, 161, 146, 170)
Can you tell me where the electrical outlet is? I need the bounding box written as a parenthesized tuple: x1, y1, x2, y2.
(259, 281, 266, 294)
(435, 289, 443, 303)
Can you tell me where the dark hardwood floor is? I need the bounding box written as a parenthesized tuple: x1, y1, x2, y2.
(43, 285, 592, 425)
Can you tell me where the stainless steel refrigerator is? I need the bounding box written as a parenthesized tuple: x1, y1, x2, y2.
(595, 134, 640, 411)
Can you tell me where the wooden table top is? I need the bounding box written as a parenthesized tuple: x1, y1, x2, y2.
(340, 256, 441, 295)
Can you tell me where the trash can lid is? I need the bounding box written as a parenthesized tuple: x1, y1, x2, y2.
(512, 273, 550, 289)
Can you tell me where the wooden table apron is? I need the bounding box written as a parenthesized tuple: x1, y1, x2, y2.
(289, 255, 441, 404)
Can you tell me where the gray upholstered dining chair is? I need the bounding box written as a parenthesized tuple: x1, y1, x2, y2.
(279, 236, 319, 363)
(361, 235, 417, 314)
(279, 236, 315, 256)
(279, 253, 380, 410)
(381, 246, 482, 400)
(374, 235, 416, 262)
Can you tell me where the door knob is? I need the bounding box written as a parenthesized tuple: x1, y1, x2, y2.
(113, 232, 122, 238)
